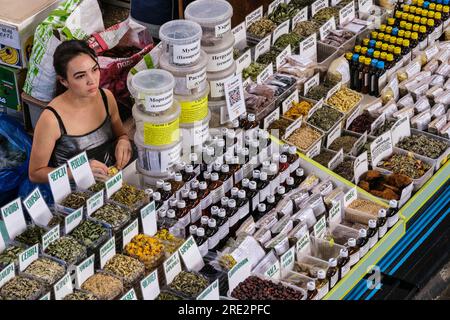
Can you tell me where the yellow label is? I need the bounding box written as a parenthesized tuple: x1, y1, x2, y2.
(180, 95, 208, 124)
(144, 118, 180, 146)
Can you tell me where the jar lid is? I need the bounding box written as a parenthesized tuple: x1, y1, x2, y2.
(159, 19, 203, 45)
(185, 0, 233, 28)
(132, 69, 175, 101)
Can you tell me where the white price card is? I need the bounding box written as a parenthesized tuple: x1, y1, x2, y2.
(1, 198, 26, 240)
(326, 122, 342, 148)
(296, 232, 311, 256)
(339, 2, 355, 26)
(105, 171, 123, 199)
(164, 251, 182, 285)
(272, 20, 290, 44)
(141, 201, 157, 236)
(40, 292, 51, 300)
(320, 17, 337, 41)
(281, 247, 295, 276)
(282, 89, 299, 114)
(48, 164, 71, 204)
(122, 219, 139, 249)
(0, 263, 15, 289)
(19, 244, 39, 272)
(23, 188, 53, 226)
(64, 207, 83, 234)
(358, 0, 373, 13)
(140, 269, 160, 300)
(246, 6, 263, 29)
(354, 151, 368, 185)
(264, 108, 280, 130)
(264, 259, 281, 280)
(344, 187, 357, 208)
(311, 0, 329, 16)
(292, 7, 308, 26)
(304, 73, 320, 96)
(178, 236, 205, 272)
(306, 139, 322, 159)
(42, 225, 60, 251)
(257, 63, 274, 84)
(299, 33, 317, 61)
(313, 215, 327, 238)
(121, 288, 138, 300)
(276, 45, 292, 70)
(255, 35, 272, 61)
(370, 131, 393, 167)
(197, 279, 220, 300)
(228, 257, 251, 293)
(100, 236, 116, 269)
(75, 255, 95, 289)
(329, 202, 342, 226)
(67, 152, 95, 190)
(224, 74, 247, 122)
(54, 272, 73, 300)
(0, 24, 20, 49)
(0, 231, 5, 252)
(236, 49, 251, 74)
(268, 0, 284, 14)
(86, 189, 104, 217)
(391, 115, 411, 146)
(232, 22, 246, 45)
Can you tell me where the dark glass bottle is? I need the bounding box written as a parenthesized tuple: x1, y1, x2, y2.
(189, 225, 198, 240)
(227, 199, 240, 235)
(347, 238, 360, 267)
(316, 270, 329, 299)
(387, 200, 399, 228)
(195, 227, 208, 257)
(367, 219, 379, 249)
(198, 181, 212, 216)
(216, 209, 229, 246)
(361, 57, 372, 94)
(184, 165, 196, 182)
(161, 182, 173, 202)
(180, 189, 189, 202)
(253, 203, 268, 221)
(239, 112, 248, 128)
(337, 248, 351, 278)
(206, 218, 219, 250)
(275, 186, 286, 204)
(209, 172, 224, 204)
(327, 258, 339, 290)
(237, 190, 249, 219)
(356, 229, 369, 258)
(293, 168, 305, 186)
(306, 281, 318, 300)
(247, 181, 259, 212)
(264, 195, 277, 212)
(152, 192, 163, 210)
(244, 113, 259, 130)
(284, 177, 296, 193)
(377, 209, 388, 238)
(356, 55, 366, 91)
(369, 59, 379, 96)
(171, 173, 184, 194)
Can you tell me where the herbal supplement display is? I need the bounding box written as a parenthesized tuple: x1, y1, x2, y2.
(63, 290, 98, 300)
(358, 171, 413, 201)
(60, 192, 90, 209)
(257, 48, 281, 67)
(284, 101, 314, 120)
(91, 204, 130, 231)
(154, 229, 184, 254)
(47, 215, 64, 228)
(348, 113, 377, 134)
(0, 276, 44, 300)
(307, 105, 343, 132)
(110, 184, 147, 209)
(378, 153, 431, 179)
(292, 21, 320, 38)
(231, 276, 304, 300)
(268, 118, 293, 137)
(23, 258, 65, 286)
(168, 271, 209, 297)
(15, 226, 46, 246)
(0, 246, 24, 267)
(274, 33, 302, 50)
(248, 19, 276, 38)
(81, 273, 124, 300)
(327, 87, 362, 113)
(312, 7, 340, 24)
(124, 234, 165, 270)
(396, 135, 448, 159)
(268, 3, 300, 24)
(70, 220, 108, 247)
(45, 237, 86, 265)
(329, 136, 358, 153)
(348, 199, 385, 216)
(103, 254, 145, 287)
(286, 125, 322, 151)
(333, 159, 355, 181)
(372, 120, 396, 136)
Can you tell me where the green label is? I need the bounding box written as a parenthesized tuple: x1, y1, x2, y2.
(228, 258, 251, 293)
(65, 207, 83, 234)
(0, 263, 15, 288)
(179, 237, 195, 255)
(75, 255, 95, 289)
(163, 251, 182, 285)
(24, 189, 40, 210)
(42, 225, 60, 251)
(197, 279, 219, 300)
(105, 172, 123, 198)
(1, 200, 19, 218)
(87, 190, 104, 216)
(100, 236, 116, 268)
(281, 247, 295, 271)
(39, 292, 51, 300)
(264, 260, 281, 279)
(313, 216, 327, 238)
(121, 288, 137, 300)
(140, 269, 160, 300)
(0, 66, 20, 110)
(19, 244, 39, 272)
(49, 166, 67, 182)
(296, 233, 310, 256)
(68, 153, 88, 171)
(54, 272, 73, 300)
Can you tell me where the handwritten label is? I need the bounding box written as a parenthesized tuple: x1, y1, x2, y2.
(326, 82, 341, 101)
(273, 20, 290, 44)
(87, 190, 104, 216)
(346, 105, 362, 129)
(370, 131, 393, 167)
(329, 202, 342, 226)
(120, 288, 137, 300)
(311, 0, 329, 16)
(0, 263, 15, 289)
(307, 99, 323, 119)
(391, 116, 411, 146)
(326, 122, 342, 148)
(299, 33, 317, 61)
(228, 257, 251, 292)
(371, 113, 386, 135)
(327, 148, 344, 170)
(178, 236, 205, 272)
(123, 219, 139, 249)
(140, 269, 160, 300)
(351, 132, 367, 157)
(54, 272, 73, 300)
(255, 35, 272, 61)
(141, 201, 157, 236)
(67, 152, 95, 190)
(23, 188, 53, 226)
(306, 138, 322, 158)
(264, 108, 280, 129)
(268, 0, 284, 14)
(284, 116, 303, 139)
(197, 279, 220, 300)
(163, 251, 182, 284)
(224, 75, 246, 122)
(19, 244, 39, 272)
(296, 233, 311, 256)
(246, 6, 263, 29)
(236, 49, 251, 74)
(276, 45, 292, 70)
(1, 198, 26, 240)
(105, 171, 123, 199)
(75, 255, 95, 289)
(232, 22, 246, 45)
(304, 73, 320, 96)
(42, 225, 60, 251)
(282, 89, 299, 114)
(358, 0, 373, 13)
(339, 2, 355, 26)
(64, 207, 83, 234)
(257, 63, 274, 84)
(264, 260, 281, 280)
(354, 151, 368, 185)
(0, 24, 20, 49)
(48, 165, 71, 204)
(314, 215, 327, 238)
(292, 7, 308, 26)
(344, 187, 357, 208)
(281, 247, 295, 276)
(320, 17, 337, 41)
(100, 237, 116, 268)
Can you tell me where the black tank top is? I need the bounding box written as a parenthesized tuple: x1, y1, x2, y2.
(46, 89, 116, 168)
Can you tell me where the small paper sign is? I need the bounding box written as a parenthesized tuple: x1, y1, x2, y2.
(141, 201, 157, 236)
(1, 198, 27, 240)
(311, 0, 329, 16)
(257, 63, 274, 84)
(313, 215, 327, 238)
(54, 272, 73, 300)
(276, 45, 292, 70)
(236, 49, 252, 74)
(67, 152, 95, 190)
(100, 236, 116, 268)
(354, 151, 368, 185)
(344, 187, 357, 208)
(351, 131, 367, 157)
(282, 89, 299, 114)
(391, 116, 411, 146)
(304, 73, 320, 96)
(346, 105, 362, 129)
(0, 263, 15, 289)
(292, 7, 308, 26)
(163, 251, 182, 285)
(42, 225, 60, 251)
(327, 122, 342, 148)
(370, 131, 393, 167)
(122, 219, 139, 249)
(48, 165, 71, 205)
(264, 259, 281, 280)
(19, 244, 39, 272)
(140, 269, 160, 300)
(40, 292, 51, 300)
(339, 2, 355, 26)
(284, 116, 303, 140)
(281, 247, 295, 276)
(0, 24, 20, 49)
(329, 202, 342, 226)
(264, 108, 281, 130)
(358, 0, 373, 13)
(299, 33, 317, 61)
(232, 22, 246, 45)
(327, 148, 344, 170)
(228, 257, 251, 292)
(224, 74, 247, 122)
(371, 113, 386, 135)
(120, 288, 138, 300)
(255, 35, 272, 61)
(23, 188, 53, 227)
(296, 233, 311, 256)
(197, 279, 220, 300)
(178, 236, 205, 272)
(246, 6, 263, 29)
(306, 138, 322, 158)
(75, 255, 95, 289)
(320, 17, 336, 41)
(86, 190, 104, 216)
(268, 0, 284, 14)
(105, 171, 123, 199)
(272, 20, 290, 44)
(64, 207, 83, 234)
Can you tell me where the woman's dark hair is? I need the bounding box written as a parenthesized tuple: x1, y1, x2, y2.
(53, 40, 98, 95)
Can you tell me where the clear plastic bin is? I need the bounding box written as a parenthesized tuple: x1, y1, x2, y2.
(327, 224, 360, 246)
(294, 255, 329, 278)
(281, 270, 315, 291)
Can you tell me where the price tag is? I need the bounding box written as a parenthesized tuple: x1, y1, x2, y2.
(276, 45, 292, 70)
(105, 171, 123, 199)
(123, 219, 139, 249)
(99, 236, 116, 268)
(120, 288, 138, 300)
(75, 255, 95, 289)
(264, 108, 280, 129)
(42, 225, 60, 251)
(228, 257, 251, 292)
(326, 82, 341, 101)
(246, 6, 263, 29)
(48, 165, 71, 204)
(351, 131, 367, 157)
(339, 2, 355, 26)
(0, 263, 15, 288)
(54, 272, 73, 300)
(23, 188, 53, 226)
(282, 89, 299, 114)
(329, 202, 342, 226)
(272, 20, 290, 44)
(296, 232, 311, 256)
(354, 151, 368, 185)
(197, 279, 220, 300)
(19, 244, 39, 272)
(264, 259, 281, 280)
(40, 292, 51, 300)
(311, 0, 329, 16)
(292, 7, 308, 26)
(178, 236, 205, 272)
(255, 35, 271, 61)
(236, 49, 251, 74)
(299, 33, 317, 61)
(163, 251, 182, 285)
(327, 149, 344, 170)
(320, 17, 337, 41)
(141, 201, 157, 236)
(307, 99, 323, 119)
(1, 198, 26, 240)
(313, 216, 327, 238)
(358, 0, 373, 13)
(67, 152, 95, 190)
(281, 247, 295, 276)
(268, 0, 284, 14)
(224, 74, 246, 122)
(86, 190, 104, 217)
(331, 0, 343, 5)
(304, 73, 320, 96)
(232, 22, 247, 45)
(346, 105, 362, 129)
(283, 116, 303, 139)
(370, 131, 393, 167)
(0, 231, 5, 253)
(306, 138, 322, 158)
(326, 122, 342, 148)
(140, 269, 160, 300)
(391, 116, 411, 146)
(370, 113, 386, 135)
(344, 187, 357, 208)
(399, 183, 414, 208)
(0, 24, 20, 49)
(257, 63, 274, 84)
(64, 207, 83, 234)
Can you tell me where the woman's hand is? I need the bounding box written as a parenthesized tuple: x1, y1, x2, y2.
(115, 136, 132, 170)
(90, 159, 109, 181)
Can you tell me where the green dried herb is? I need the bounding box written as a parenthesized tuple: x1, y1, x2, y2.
(268, 118, 293, 137)
(308, 106, 342, 131)
(243, 62, 267, 81)
(292, 21, 319, 38)
(268, 3, 300, 24)
(23, 258, 65, 286)
(61, 192, 90, 209)
(333, 159, 355, 181)
(45, 237, 86, 265)
(47, 215, 64, 228)
(329, 136, 358, 153)
(88, 181, 105, 193)
(70, 220, 108, 247)
(397, 135, 448, 159)
(104, 254, 145, 287)
(169, 271, 209, 298)
(257, 48, 281, 67)
(248, 18, 276, 38)
(110, 184, 147, 209)
(372, 120, 396, 136)
(156, 291, 182, 300)
(312, 7, 340, 25)
(0, 276, 44, 300)
(378, 153, 431, 179)
(305, 79, 338, 100)
(15, 226, 46, 246)
(274, 33, 302, 50)
(313, 150, 335, 166)
(0, 246, 24, 267)
(63, 290, 98, 300)
(91, 204, 130, 230)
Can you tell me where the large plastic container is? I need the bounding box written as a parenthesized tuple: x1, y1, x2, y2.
(159, 50, 208, 96)
(184, 0, 233, 45)
(208, 99, 228, 127)
(131, 69, 175, 113)
(175, 85, 209, 125)
(180, 111, 211, 146)
(159, 20, 203, 66)
(207, 61, 237, 101)
(202, 32, 235, 73)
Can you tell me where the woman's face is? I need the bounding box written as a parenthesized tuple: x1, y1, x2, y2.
(61, 53, 100, 97)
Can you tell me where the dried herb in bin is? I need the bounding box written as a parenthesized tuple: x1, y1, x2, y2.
(333, 159, 355, 181)
(64, 290, 98, 300)
(0, 276, 44, 300)
(154, 229, 184, 254)
(47, 215, 64, 228)
(312, 7, 340, 25)
(81, 273, 124, 300)
(274, 33, 302, 50)
(91, 204, 130, 230)
(378, 153, 431, 179)
(248, 19, 276, 38)
(88, 181, 106, 193)
(284, 100, 313, 120)
(45, 237, 86, 265)
(104, 254, 145, 287)
(312, 150, 335, 166)
(15, 226, 46, 246)
(71, 220, 108, 247)
(348, 113, 376, 134)
(156, 291, 183, 300)
(268, 3, 300, 24)
(292, 21, 319, 38)
(305, 79, 338, 101)
(286, 125, 322, 151)
(231, 276, 304, 300)
(308, 106, 342, 131)
(110, 184, 147, 209)
(268, 118, 293, 137)
(348, 199, 384, 216)
(256, 48, 281, 67)
(23, 258, 65, 286)
(326, 87, 361, 113)
(0, 246, 23, 267)
(124, 234, 165, 270)
(372, 120, 396, 136)
(169, 271, 209, 298)
(329, 136, 358, 153)
(60, 192, 90, 209)
(243, 62, 267, 81)
(358, 170, 413, 201)
(397, 135, 448, 159)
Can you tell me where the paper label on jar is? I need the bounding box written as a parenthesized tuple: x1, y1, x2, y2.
(326, 82, 341, 101)
(282, 89, 299, 114)
(234, 168, 245, 184)
(197, 279, 220, 300)
(190, 204, 202, 224)
(54, 272, 73, 300)
(232, 22, 247, 45)
(23, 188, 53, 227)
(215, 19, 232, 37)
(173, 40, 201, 65)
(311, 0, 329, 16)
(257, 63, 274, 84)
(264, 107, 280, 130)
(405, 61, 421, 78)
(268, 0, 284, 14)
(65, 207, 83, 234)
(42, 225, 60, 251)
(341, 263, 350, 277)
(236, 49, 252, 74)
(246, 6, 263, 29)
(292, 7, 308, 26)
(326, 121, 342, 148)
(67, 152, 96, 190)
(19, 244, 39, 272)
(357, 0, 373, 13)
(186, 67, 207, 90)
(105, 171, 123, 199)
(339, 2, 355, 26)
(318, 284, 329, 299)
(252, 194, 261, 212)
(320, 17, 337, 41)
(48, 165, 71, 204)
(273, 20, 290, 44)
(218, 220, 230, 240)
(264, 260, 281, 280)
(304, 73, 320, 96)
(391, 115, 410, 146)
(224, 177, 234, 194)
(208, 231, 221, 250)
(228, 257, 251, 292)
(75, 255, 95, 289)
(210, 73, 235, 98)
(378, 224, 388, 238)
(276, 44, 292, 70)
(227, 211, 239, 228)
(296, 232, 311, 256)
(299, 33, 317, 61)
(354, 151, 368, 185)
(207, 47, 234, 72)
(349, 252, 359, 266)
(238, 201, 250, 219)
(210, 185, 225, 205)
(306, 138, 322, 158)
(370, 113, 386, 135)
(255, 34, 272, 61)
(370, 131, 393, 167)
(86, 189, 104, 217)
(163, 251, 182, 285)
(290, 158, 301, 173)
(100, 236, 116, 269)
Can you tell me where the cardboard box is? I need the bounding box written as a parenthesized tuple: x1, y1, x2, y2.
(0, 64, 26, 110)
(0, 0, 62, 69)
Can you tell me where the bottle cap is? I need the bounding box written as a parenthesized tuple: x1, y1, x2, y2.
(437, 4, 443, 11)
(359, 55, 365, 63)
(396, 38, 403, 46)
(398, 30, 405, 38)
(317, 270, 326, 279)
(361, 47, 368, 55)
(158, 208, 167, 218)
(228, 199, 236, 208)
(280, 155, 288, 163)
(197, 227, 205, 237)
(260, 172, 268, 181)
(248, 113, 256, 122)
(402, 13, 409, 20)
(435, 12, 442, 19)
(407, 14, 415, 22)
(153, 192, 161, 201)
(384, 34, 391, 43)
(371, 59, 378, 67)
(405, 31, 412, 38)
(221, 164, 230, 173)
(430, 3, 436, 10)
(258, 203, 266, 212)
(340, 248, 348, 258)
(389, 200, 398, 208)
(286, 177, 295, 186)
(378, 209, 387, 218)
(156, 180, 164, 189)
(211, 172, 219, 181)
(211, 206, 219, 216)
(444, 5, 449, 13)
(386, 26, 393, 34)
(345, 52, 353, 60)
(189, 191, 198, 200)
(176, 162, 186, 171)
(241, 178, 250, 188)
(388, 44, 394, 52)
(169, 198, 178, 208)
(267, 195, 276, 203)
(369, 219, 377, 229)
(427, 19, 435, 27)
(252, 170, 261, 179)
(190, 225, 198, 235)
(348, 238, 356, 247)
(328, 258, 337, 268)
(352, 54, 360, 62)
(375, 41, 382, 49)
(389, 36, 397, 44)
(232, 119, 240, 128)
(167, 209, 176, 219)
(177, 201, 186, 209)
(394, 47, 402, 55)
(403, 39, 410, 47)
(413, 24, 420, 32)
(404, 4, 411, 11)
(413, 16, 420, 24)
(411, 32, 418, 40)
(199, 181, 208, 190)
(296, 168, 304, 177)
(307, 281, 316, 291)
(163, 183, 172, 191)
(424, 1, 430, 8)
(238, 190, 246, 199)
(218, 209, 227, 218)
(400, 21, 407, 28)
(373, 51, 380, 58)
(189, 152, 198, 163)
(269, 163, 278, 175)
(213, 162, 222, 172)
(363, 38, 370, 46)
(406, 23, 413, 30)
(191, 179, 200, 190)
(381, 43, 388, 51)
(392, 27, 399, 36)
(277, 186, 286, 195)
(387, 54, 394, 62)
(371, 31, 378, 39)
(364, 58, 371, 65)
(387, 18, 395, 25)
(185, 164, 194, 173)
(379, 24, 386, 32)
(380, 52, 387, 60)
(231, 187, 239, 197)
(249, 181, 257, 190)
(420, 25, 427, 33)
(181, 189, 189, 199)
(208, 219, 217, 228)
(422, 9, 429, 17)
(395, 11, 403, 18)
(221, 197, 229, 207)
(359, 229, 367, 238)
(367, 48, 374, 56)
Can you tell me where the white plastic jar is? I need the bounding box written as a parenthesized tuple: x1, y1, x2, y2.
(180, 111, 211, 146)
(208, 61, 237, 101)
(202, 32, 235, 73)
(175, 84, 209, 125)
(159, 19, 203, 66)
